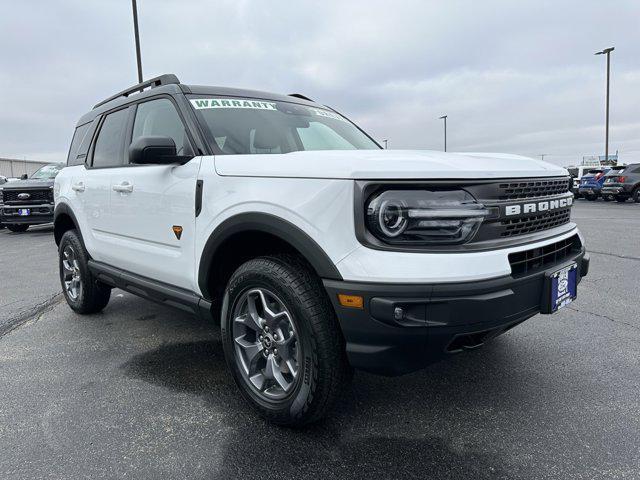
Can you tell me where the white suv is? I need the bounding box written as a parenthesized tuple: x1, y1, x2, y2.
(54, 74, 589, 425)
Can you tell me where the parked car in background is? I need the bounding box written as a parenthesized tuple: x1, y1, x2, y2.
(578, 168, 611, 201)
(567, 166, 596, 199)
(601, 163, 640, 203)
(0, 163, 63, 232)
(0, 176, 5, 229)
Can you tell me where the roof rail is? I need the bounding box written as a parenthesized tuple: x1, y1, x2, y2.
(288, 93, 314, 102)
(93, 74, 181, 109)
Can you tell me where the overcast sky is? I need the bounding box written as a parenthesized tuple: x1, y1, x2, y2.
(1, 0, 638, 166)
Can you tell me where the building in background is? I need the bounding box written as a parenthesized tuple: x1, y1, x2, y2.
(0, 158, 53, 178)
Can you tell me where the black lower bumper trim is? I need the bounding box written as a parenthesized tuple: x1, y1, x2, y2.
(0, 215, 53, 225)
(324, 248, 588, 376)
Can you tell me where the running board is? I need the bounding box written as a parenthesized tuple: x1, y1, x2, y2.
(87, 260, 214, 322)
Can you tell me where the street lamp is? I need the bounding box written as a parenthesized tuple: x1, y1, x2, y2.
(132, 0, 143, 83)
(383, 139, 388, 149)
(595, 46, 614, 164)
(439, 115, 447, 152)
(539, 154, 548, 161)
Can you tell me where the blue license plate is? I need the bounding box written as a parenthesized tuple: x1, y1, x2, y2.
(18, 209, 31, 216)
(550, 263, 577, 312)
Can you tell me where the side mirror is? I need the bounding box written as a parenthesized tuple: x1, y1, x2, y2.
(21, 174, 28, 180)
(129, 136, 191, 165)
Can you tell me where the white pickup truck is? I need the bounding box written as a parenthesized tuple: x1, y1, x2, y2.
(54, 74, 589, 425)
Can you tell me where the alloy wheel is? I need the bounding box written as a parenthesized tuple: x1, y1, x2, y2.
(62, 245, 82, 301)
(232, 288, 301, 401)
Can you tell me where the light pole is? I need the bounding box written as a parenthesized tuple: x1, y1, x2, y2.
(595, 47, 614, 164)
(539, 154, 548, 161)
(383, 139, 388, 149)
(132, 0, 143, 83)
(439, 115, 447, 152)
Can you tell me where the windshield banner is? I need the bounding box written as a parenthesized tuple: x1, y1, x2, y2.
(190, 98, 277, 110)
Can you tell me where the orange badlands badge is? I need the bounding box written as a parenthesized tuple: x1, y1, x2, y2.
(172, 225, 183, 240)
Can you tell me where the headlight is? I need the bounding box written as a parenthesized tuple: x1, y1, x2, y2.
(366, 189, 489, 245)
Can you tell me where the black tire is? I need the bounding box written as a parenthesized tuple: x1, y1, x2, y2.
(59, 229, 111, 314)
(603, 195, 612, 202)
(221, 254, 350, 426)
(586, 195, 597, 201)
(7, 224, 29, 232)
(615, 196, 627, 203)
(633, 187, 640, 203)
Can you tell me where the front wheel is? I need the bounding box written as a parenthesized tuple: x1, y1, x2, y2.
(7, 224, 29, 232)
(221, 255, 350, 426)
(615, 196, 627, 203)
(59, 229, 111, 314)
(586, 195, 597, 201)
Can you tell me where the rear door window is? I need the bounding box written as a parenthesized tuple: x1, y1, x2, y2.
(92, 108, 129, 168)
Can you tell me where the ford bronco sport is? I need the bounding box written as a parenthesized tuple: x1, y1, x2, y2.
(54, 74, 589, 425)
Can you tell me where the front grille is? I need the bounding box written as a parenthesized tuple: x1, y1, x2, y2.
(500, 209, 572, 237)
(508, 234, 581, 275)
(1, 189, 53, 205)
(497, 178, 571, 200)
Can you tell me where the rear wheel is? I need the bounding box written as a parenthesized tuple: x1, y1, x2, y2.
(633, 187, 640, 203)
(221, 255, 350, 426)
(615, 196, 627, 203)
(603, 195, 613, 202)
(59, 229, 111, 314)
(7, 224, 29, 232)
(586, 195, 597, 201)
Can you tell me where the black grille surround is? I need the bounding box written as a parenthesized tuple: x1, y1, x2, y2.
(508, 234, 582, 276)
(354, 176, 575, 252)
(1, 188, 53, 205)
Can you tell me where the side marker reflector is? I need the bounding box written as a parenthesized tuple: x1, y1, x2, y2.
(338, 294, 364, 309)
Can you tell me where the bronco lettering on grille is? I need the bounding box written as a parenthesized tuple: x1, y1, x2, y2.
(505, 196, 573, 216)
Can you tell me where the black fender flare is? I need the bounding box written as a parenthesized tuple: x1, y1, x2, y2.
(198, 212, 343, 299)
(53, 202, 82, 246)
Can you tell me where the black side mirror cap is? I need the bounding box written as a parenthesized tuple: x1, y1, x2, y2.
(129, 136, 192, 165)
(21, 174, 28, 180)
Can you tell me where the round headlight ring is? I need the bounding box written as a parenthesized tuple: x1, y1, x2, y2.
(377, 199, 408, 237)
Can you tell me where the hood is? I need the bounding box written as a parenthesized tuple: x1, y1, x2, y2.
(214, 150, 567, 180)
(1, 179, 55, 189)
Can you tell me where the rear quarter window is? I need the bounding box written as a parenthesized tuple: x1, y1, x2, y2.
(66, 122, 91, 166)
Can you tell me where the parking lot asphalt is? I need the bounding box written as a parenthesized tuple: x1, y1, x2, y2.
(0, 224, 60, 336)
(0, 200, 639, 480)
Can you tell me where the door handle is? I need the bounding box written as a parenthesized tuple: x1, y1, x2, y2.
(71, 182, 85, 192)
(112, 182, 134, 193)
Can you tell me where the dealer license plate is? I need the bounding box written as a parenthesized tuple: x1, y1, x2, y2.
(18, 209, 31, 216)
(549, 263, 577, 312)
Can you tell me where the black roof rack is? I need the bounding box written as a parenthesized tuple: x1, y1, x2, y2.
(93, 74, 181, 109)
(288, 93, 314, 102)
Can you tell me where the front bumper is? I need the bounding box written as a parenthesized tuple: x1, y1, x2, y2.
(0, 204, 54, 225)
(324, 248, 589, 376)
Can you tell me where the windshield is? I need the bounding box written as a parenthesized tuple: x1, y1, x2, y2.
(189, 96, 380, 155)
(30, 164, 62, 179)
